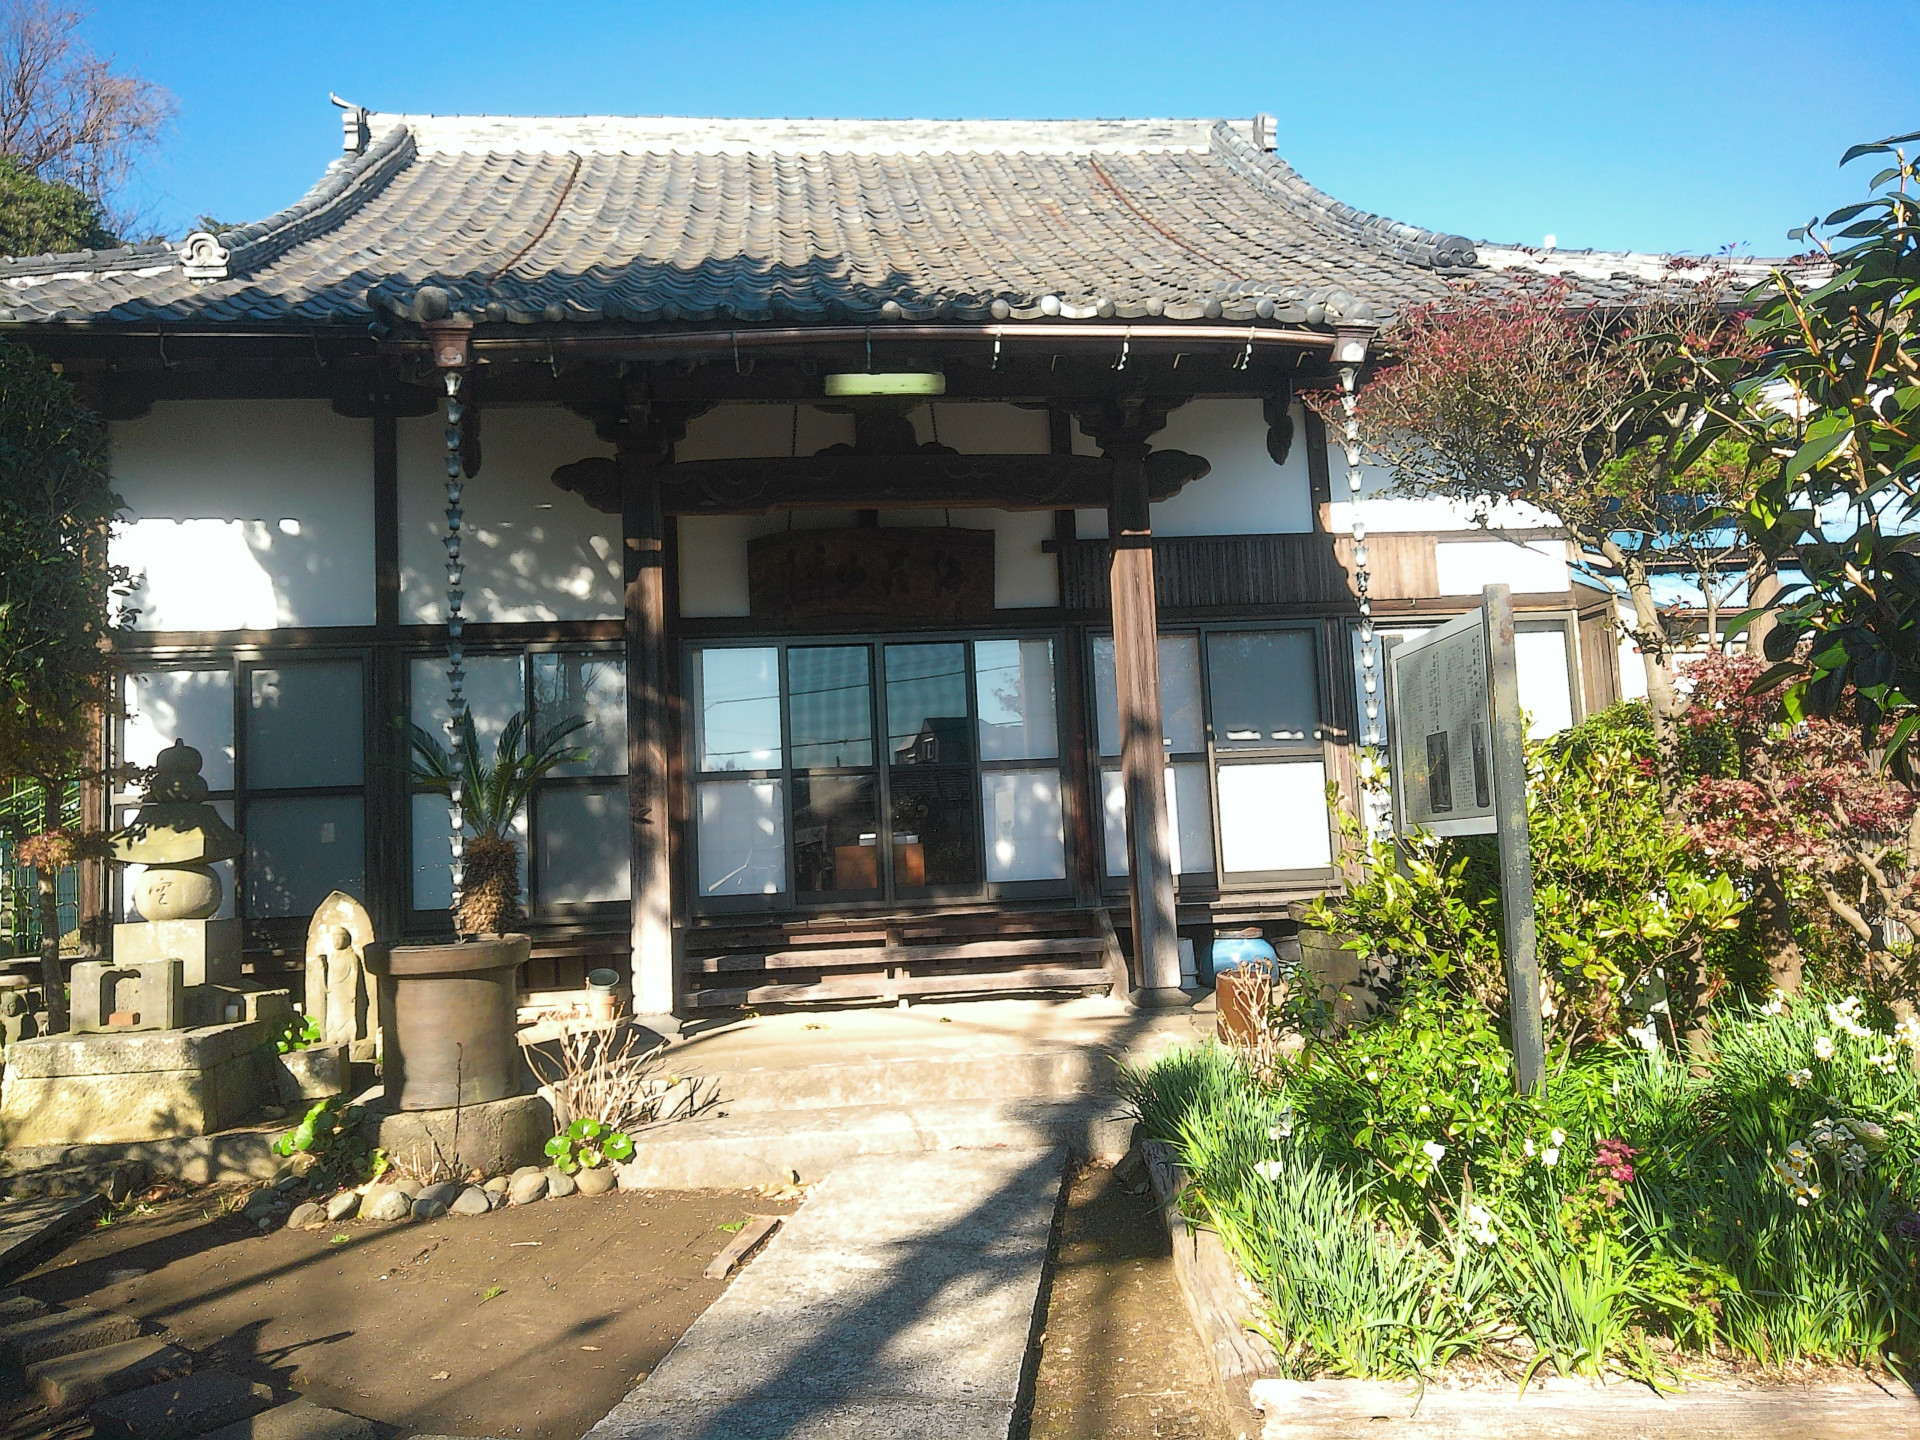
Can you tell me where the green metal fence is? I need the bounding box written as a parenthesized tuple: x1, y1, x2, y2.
(0, 777, 81, 956)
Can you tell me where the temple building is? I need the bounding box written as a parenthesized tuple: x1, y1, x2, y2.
(1, 106, 1675, 1014)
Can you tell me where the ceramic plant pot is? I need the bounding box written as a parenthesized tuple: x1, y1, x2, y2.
(365, 934, 529, 1110)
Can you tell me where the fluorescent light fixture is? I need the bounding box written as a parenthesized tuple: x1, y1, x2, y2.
(823, 371, 946, 397)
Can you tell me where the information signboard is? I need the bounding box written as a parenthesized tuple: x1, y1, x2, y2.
(1387, 608, 1497, 838)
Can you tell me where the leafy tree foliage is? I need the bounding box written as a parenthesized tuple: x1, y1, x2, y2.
(0, 154, 111, 254)
(0, 337, 123, 1026)
(1341, 280, 1763, 804)
(1698, 133, 1920, 771)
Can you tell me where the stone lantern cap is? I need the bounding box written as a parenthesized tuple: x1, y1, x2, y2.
(109, 740, 244, 866)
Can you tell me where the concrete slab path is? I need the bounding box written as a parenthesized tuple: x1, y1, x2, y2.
(587, 1148, 1063, 1440)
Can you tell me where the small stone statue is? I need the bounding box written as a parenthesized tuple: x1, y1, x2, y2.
(109, 740, 243, 921)
(304, 891, 374, 1060)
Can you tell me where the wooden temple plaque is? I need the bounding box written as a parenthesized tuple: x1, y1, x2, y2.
(747, 527, 995, 624)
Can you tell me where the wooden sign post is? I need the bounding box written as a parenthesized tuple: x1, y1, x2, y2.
(1386, 583, 1546, 1094)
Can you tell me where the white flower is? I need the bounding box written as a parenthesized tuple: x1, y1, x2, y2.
(1254, 1159, 1285, 1181)
(1827, 997, 1873, 1040)
(1465, 1203, 1496, 1246)
(1422, 1140, 1447, 1167)
(1870, 1051, 1898, 1074)
(1814, 1036, 1836, 1061)
(1895, 1015, 1920, 1052)
(1550, 1128, 1567, 1148)
(1523, 1138, 1536, 1159)
(1787, 1069, 1812, 1089)
(1626, 1020, 1659, 1052)
(1541, 1148, 1561, 1169)
(1763, 989, 1788, 1016)
(1855, 1120, 1889, 1148)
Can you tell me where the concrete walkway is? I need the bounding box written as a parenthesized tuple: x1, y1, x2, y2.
(587, 1147, 1063, 1440)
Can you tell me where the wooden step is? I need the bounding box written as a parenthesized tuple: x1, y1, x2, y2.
(0, 1304, 140, 1367)
(687, 964, 1116, 1009)
(692, 936, 1106, 974)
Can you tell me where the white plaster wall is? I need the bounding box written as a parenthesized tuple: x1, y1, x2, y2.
(399, 405, 619, 623)
(110, 400, 375, 630)
(1435, 539, 1572, 596)
(1326, 456, 1558, 535)
(1071, 400, 1312, 539)
(677, 507, 1056, 618)
(676, 404, 855, 460)
(904, 403, 1050, 454)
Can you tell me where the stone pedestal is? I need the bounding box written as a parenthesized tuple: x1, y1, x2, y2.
(272, 1042, 349, 1105)
(184, 984, 292, 1029)
(70, 960, 184, 1034)
(114, 919, 241, 988)
(0, 1020, 270, 1146)
(363, 1088, 552, 1175)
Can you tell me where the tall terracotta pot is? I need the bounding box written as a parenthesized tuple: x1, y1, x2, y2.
(365, 934, 529, 1110)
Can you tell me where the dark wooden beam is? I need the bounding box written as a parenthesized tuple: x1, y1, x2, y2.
(552, 450, 1209, 516)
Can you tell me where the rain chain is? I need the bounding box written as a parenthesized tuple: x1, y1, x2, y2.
(442, 370, 468, 916)
(1340, 363, 1387, 837)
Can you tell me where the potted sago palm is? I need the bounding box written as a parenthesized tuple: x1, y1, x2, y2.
(365, 710, 588, 1111)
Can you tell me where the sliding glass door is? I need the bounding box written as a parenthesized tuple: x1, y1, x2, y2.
(688, 634, 1069, 912)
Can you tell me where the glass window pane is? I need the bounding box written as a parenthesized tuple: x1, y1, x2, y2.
(974, 638, 1058, 760)
(981, 767, 1065, 882)
(694, 648, 782, 773)
(120, 800, 234, 919)
(792, 774, 881, 898)
(1092, 634, 1203, 757)
(889, 766, 978, 890)
(1516, 625, 1575, 738)
(1101, 765, 1214, 878)
(246, 796, 364, 917)
(697, 779, 786, 896)
(412, 654, 525, 751)
(247, 663, 363, 789)
(124, 670, 234, 791)
(789, 647, 873, 769)
(885, 643, 971, 765)
(536, 784, 630, 904)
(1216, 762, 1332, 873)
(532, 653, 627, 776)
(409, 795, 529, 912)
(1207, 631, 1321, 750)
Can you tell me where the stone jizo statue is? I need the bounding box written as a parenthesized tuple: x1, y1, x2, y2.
(305, 891, 374, 1060)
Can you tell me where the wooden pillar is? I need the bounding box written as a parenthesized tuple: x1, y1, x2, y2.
(365, 404, 409, 947)
(621, 448, 675, 1020)
(1107, 442, 1183, 1000)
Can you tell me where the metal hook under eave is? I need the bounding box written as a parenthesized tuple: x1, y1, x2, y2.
(1113, 327, 1130, 372)
(1232, 324, 1255, 370)
(157, 332, 176, 371)
(732, 329, 743, 375)
(865, 327, 873, 373)
(991, 328, 1003, 371)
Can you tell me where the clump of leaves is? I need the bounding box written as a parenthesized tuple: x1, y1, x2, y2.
(267, 1012, 323, 1054)
(272, 1096, 383, 1182)
(544, 1116, 634, 1174)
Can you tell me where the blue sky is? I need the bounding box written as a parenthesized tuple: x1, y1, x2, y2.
(89, 0, 1914, 256)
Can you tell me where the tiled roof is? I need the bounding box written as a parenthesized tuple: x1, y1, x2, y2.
(0, 110, 1799, 334)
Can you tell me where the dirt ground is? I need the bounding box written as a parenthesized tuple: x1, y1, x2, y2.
(16, 1182, 797, 1440)
(1023, 1162, 1231, 1440)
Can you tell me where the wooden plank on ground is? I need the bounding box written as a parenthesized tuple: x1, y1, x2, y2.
(687, 964, 1114, 1009)
(703, 1214, 782, 1280)
(692, 937, 1106, 974)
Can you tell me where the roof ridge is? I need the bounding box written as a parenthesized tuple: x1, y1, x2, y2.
(1209, 124, 1477, 272)
(0, 239, 174, 277)
(193, 123, 416, 282)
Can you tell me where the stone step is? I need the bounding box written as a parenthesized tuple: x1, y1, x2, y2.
(685, 1048, 1120, 1114)
(616, 1095, 1134, 1189)
(28, 1335, 193, 1412)
(91, 1367, 274, 1440)
(201, 1398, 377, 1440)
(0, 1303, 141, 1366)
(0, 1193, 106, 1282)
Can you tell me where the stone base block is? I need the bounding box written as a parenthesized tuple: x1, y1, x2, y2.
(273, 1043, 348, 1105)
(113, 919, 241, 988)
(71, 960, 184, 1034)
(363, 1087, 553, 1177)
(0, 1020, 271, 1147)
(186, 985, 292, 1029)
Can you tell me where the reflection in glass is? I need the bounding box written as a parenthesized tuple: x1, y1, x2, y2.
(1092, 634, 1204, 757)
(412, 655, 524, 749)
(789, 647, 873, 768)
(536, 785, 629, 903)
(981, 768, 1065, 882)
(889, 766, 978, 890)
(885, 643, 970, 765)
(975, 639, 1058, 760)
(1101, 764, 1216, 877)
(532, 653, 627, 775)
(697, 779, 785, 895)
(125, 670, 235, 790)
(245, 796, 365, 916)
(793, 774, 881, 897)
(247, 662, 364, 789)
(1206, 631, 1320, 749)
(695, 648, 782, 772)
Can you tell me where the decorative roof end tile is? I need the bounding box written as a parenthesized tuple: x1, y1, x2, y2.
(178, 231, 230, 281)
